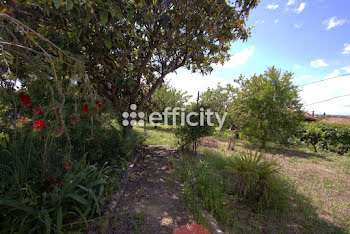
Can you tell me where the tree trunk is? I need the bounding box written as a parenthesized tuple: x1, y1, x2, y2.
(261, 129, 268, 148)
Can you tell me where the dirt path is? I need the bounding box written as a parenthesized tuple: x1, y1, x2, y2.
(105, 145, 194, 233)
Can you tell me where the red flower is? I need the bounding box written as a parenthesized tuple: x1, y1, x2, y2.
(82, 104, 89, 114)
(20, 119, 28, 123)
(71, 117, 77, 125)
(46, 176, 58, 186)
(19, 93, 31, 107)
(173, 223, 210, 234)
(96, 101, 102, 110)
(33, 107, 44, 116)
(64, 162, 70, 169)
(32, 120, 45, 130)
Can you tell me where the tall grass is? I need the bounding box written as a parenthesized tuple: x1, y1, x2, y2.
(172, 148, 293, 232)
(0, 135, 111, 233)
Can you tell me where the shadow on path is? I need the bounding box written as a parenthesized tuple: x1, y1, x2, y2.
(105, 145, 193, 233)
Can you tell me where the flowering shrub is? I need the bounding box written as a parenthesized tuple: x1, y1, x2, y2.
(0, 89, 142, 232)
(19, 93, 31, 106)
(33, 107, 43, 116)
(82, 104, 89, 114)
(0, 135, 111, 233)
(32, 120, 46, 130)
(0, 66, 140, 233)
(96, 101, 102, 110)
(0, 7, 143, 233)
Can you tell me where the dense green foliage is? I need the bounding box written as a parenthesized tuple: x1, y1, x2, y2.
(200, 83, 236, 129)
(299, 122, 350, 154)
(234, 67, 303, 147)
(1, 0, 259, 117)
(0, 71, 142, 233)
(175, 104, 214, 154)
(147, 82, 190, 115)
(0, 141, 110, 233)
(0, 111, 142, 233)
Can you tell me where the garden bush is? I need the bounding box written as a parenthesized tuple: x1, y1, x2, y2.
(299, 122, 350, 154)
(176, 105, 214, 154)
(67, 118, 143, 165)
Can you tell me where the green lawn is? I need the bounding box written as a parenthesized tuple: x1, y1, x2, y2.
(134, 125, 178, 147)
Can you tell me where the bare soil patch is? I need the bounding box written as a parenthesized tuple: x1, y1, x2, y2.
(201, 136, 219, 148)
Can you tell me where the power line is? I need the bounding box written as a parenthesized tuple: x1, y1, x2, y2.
(304, 93, 350, 106)
(299, 73, 350, 87)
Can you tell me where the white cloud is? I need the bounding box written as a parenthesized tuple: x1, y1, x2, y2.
(255, 20, 265, 24)
(267, 4, 279, 9)
(294, 2, 306, 14)
(292, 74, 311, 83)
(274, 19, 279, 24)
(287, 0, 296, 6)
(342, 66, 350, 73)
(324, 69, 340, 79)
(300, 70, 350, 115)
(294, 23, 303, 29)
(323, 17, 346, 30)
(310, 59, 328, 68)
(215, 46, 255, 69)
(167, 72, 230, 102)
(342, 43, 350, 55)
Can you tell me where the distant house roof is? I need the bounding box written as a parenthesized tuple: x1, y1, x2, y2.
(304, 114, 317, 122)
(321, 117, 350, 125)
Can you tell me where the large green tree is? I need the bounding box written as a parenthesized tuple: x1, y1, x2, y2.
(1, 0, 259, 120)
(200, 83, 237, 129)
(234, 66, 303, 147)
(151, 82, 191, 112)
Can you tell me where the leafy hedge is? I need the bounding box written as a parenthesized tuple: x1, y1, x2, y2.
(299, 122, 350, 154)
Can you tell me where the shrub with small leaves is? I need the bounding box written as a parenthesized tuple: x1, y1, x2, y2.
(175, 105, 214, 154)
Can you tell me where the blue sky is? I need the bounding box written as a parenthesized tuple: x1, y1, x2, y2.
(169, 0, 350, 115)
